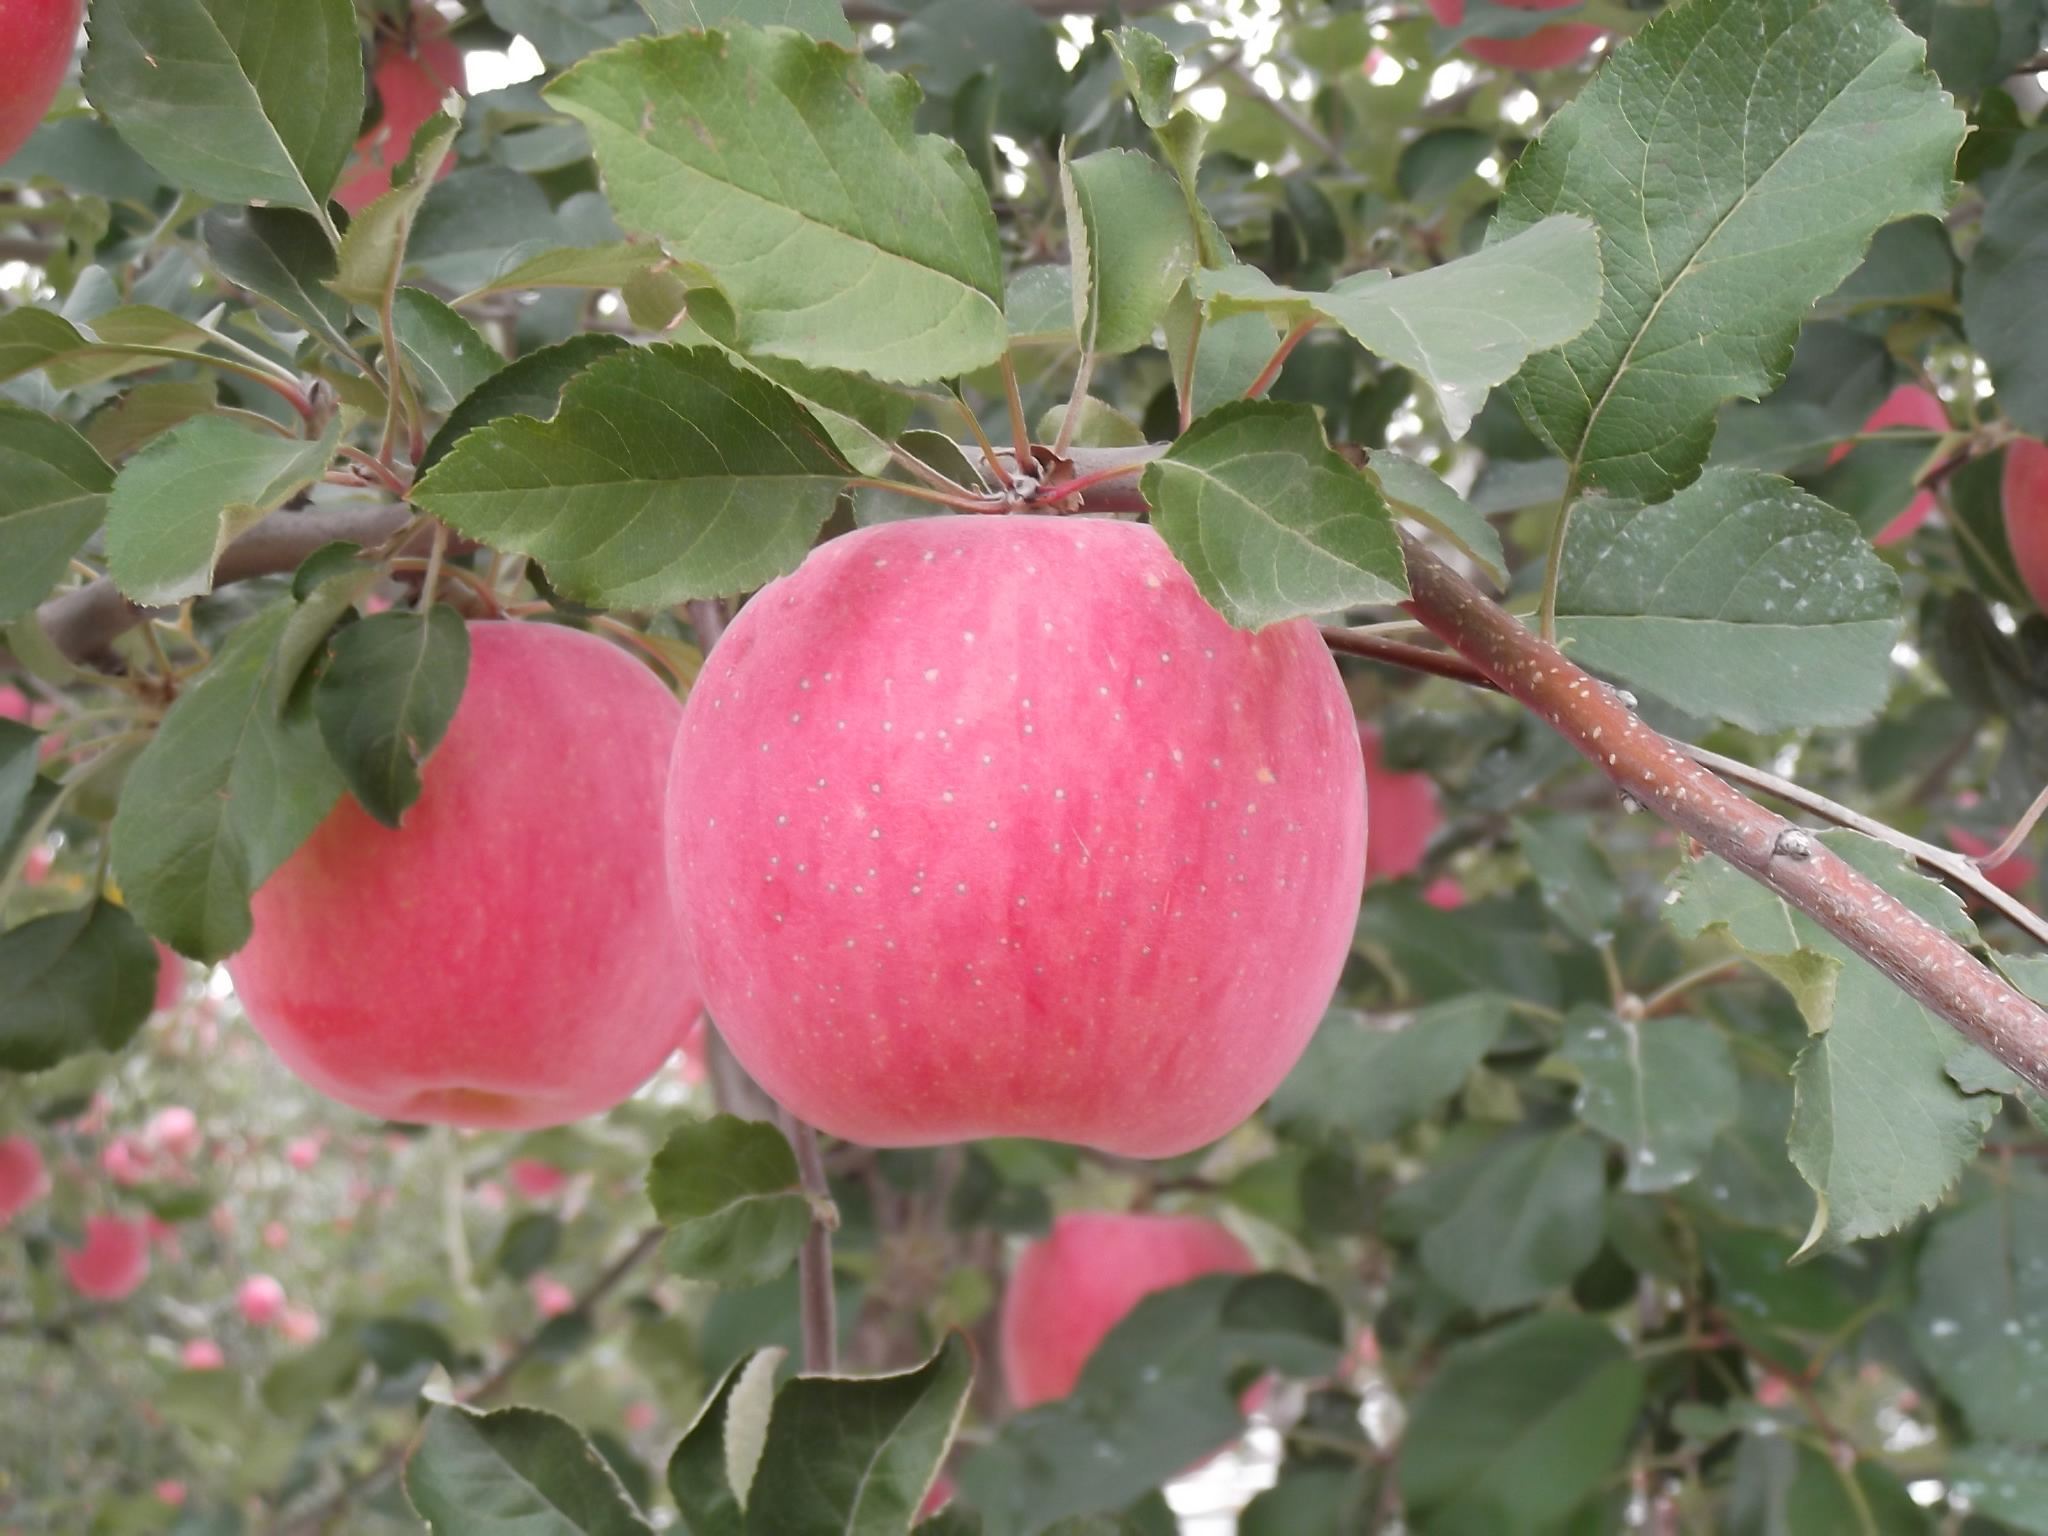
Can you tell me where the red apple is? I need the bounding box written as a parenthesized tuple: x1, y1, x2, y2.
(2002, 437, 2048, 610)
(181, 1338, 225, 1370)
(148, 1106, 200, 1160)
(0, 1135, 49, 1226)
(530, 1274, 576, 1317)
(1427, 0, 1602, 70)
(237, 1273, 286, 1326)
(335, 5, 465, 214)
(667, 517, 1366, 1158)
(280, 1304, 321, 1344)
(227, 621, 699, 1130)
(1000, 1211, 1256, 1407)
(153, 941, 184, 1013)
(63, 1214, 149, 1300)
(285, 1137, 321, 1171)
(1359, 724, 1440, 883)
(1830, 385, 1949, 545)
(0, 0, 82, 167)
(155, 1481, 186, 1507)
(509, 1159, 567, 1200)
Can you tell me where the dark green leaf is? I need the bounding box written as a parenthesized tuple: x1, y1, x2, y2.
(259, 1330, 366, 1417)
(0, 901, 158, 1072)
(884, 0, 1067, 141)
(494, 1212, 565, 1284)
(1063, 149, 1195, 357)
(648, 1114, 812, 1288)
(639, 0, 855, 45)
(1141, 399, 1407, 629)
(484, 0, 650, 66)
(1364, 450, 1506, 586)
(1562, 1008, 1738, 1194)
(110, 601, 347, 962)
(405, 1403, 655, 1534)
(1948, 1444, 2048, 1534)
(84, 0, 363, 219)
(1911, 1167, 2048, 1440)
(411, 345, 851, 610)
(1498, 0, 1965, 500)
(1269, 996, 1508, 1144)
(1513, 812, 1619, 943)
(747, 1333, 974, 1534)
(200, 207, 357, 361)
(391, 290, 505, 414)
(419, 334, 631, 477)
(0, 401, 115, 623)
(1417, 1128, 1607, 1317)
(1400, 1313, 1644, 1536)
(313, 607, 471, 829)
(666, 1348, 784, 1535)
(1964, 136, 2048, 440)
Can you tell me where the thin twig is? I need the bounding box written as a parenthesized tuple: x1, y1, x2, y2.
(779, 1107, 839, 1375)
(1979, 781, 2048, 875)
(1320, 625, 1499, 689)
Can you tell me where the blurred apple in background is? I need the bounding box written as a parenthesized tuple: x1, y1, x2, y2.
(63, 1215, 149, 1300)
(2003, 437, 2048, 610)
(237, 1273, 286, 1326)
(1426, 0, 1603, 70)
(0, 0, 83, 166)
(1359, 724, 1441, 884)
(336, 3, 465, 213)
(0, 1136, 49, 1226)
(1831, 384, 1950, 545)
(180, 1339, 225, 1370)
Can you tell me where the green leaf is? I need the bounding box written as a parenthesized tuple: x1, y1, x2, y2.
(648, 1114, 813, 1288)
(961, 1274, 1342, 1536)
(0, 306, 240, 395)
(84, 380, 221, 461)
(1269, 996, 1508, 1144)
(200, 207, 358, 361)
(1417, 1128, 1608, 1317)
(1723, 1436, 1927, 1536)
(1400, 1314, 1644, 1536)
(883, 0, 1066, 141)
(484, 0, 650, 66)
(494, 1212, 565, 1284)
(747, 1333, 974, 1533)
(1062, 149, 1195, 357)
(1963, 136, 2048, 441)
(313, 607, 471, 830)
(391, 291, 505, 414)
(1006, 266, 1076, 346)
(1513, 812, 1620, 943)
(1910, 1167, 2048, 1440)
(405, 1403, 655, 1535)
(83, 0, 363, 220)
(548, 27, 1006, 384)
(1948, 1444, 2048, 1535)
(419, 334, 632, 477)
(330, 111, 464, 307)
(104, 416, 339, 607)
(260, 1330, 367, 1417)
(1497, 0, 1964, 501)
(1140, 400, 1407, 629)
(1554, 469, 1903, 733)
(1668, 831, 1995, 1248)
(0, 901, 158, 1073)
(0, 721, 38, 841)
(1363, 450, 1506, 587)
(1195, 216, 1603, 436)
(410, 344, 852, 610)
(666, 1348, 784, 1534)
(1561, 1007, 1739, 1194)
(1111, 28, 1177, 129)
(640, 0, 854, 47)
(0, 402, 115, 623)
(458, 243, 668, 303)
(110, 600, 346, 962)
(1686, 1068, 1814, 1232)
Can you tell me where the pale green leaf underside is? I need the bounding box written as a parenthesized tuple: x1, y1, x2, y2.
(640, 0, 855, 48)
(1366, 450, 1506, 585)
(1555, 468, 1902, 732)
(1196, 215, 1603, 436)
(406, 1404, 655, 1535)
(1497, 0, 1965, 501)
(548, 27, 1006, 384)
(83, 0, 362, 217)
(1064, 147, 1195, 356)
(411, 344, 852, 609)
(1562, 1009, 1739, 1193)
(1142, 399, 1407, 630)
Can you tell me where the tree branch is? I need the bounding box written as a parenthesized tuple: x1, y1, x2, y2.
(779, 1107, 839, 1376)
(1397, 529, 2048, 1094)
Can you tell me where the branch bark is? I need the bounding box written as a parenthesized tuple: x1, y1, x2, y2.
(1396, 529, 2048, 1094)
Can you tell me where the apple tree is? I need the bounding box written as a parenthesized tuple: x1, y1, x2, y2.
(7, 0, 2048, 1531)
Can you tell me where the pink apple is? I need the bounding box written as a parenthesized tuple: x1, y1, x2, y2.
(237, 1273, 286, 1326)
(623, 1400, 658, 1432)
(63, 1215, 149, 1300)
(262, 1221, 289, 1249)
(2003, 437, 2048, 610)
(1422, 875, 1465, 909)
(509, 1159, 567, 1200)
(285, 1137, 321, 1171)
(101, 1136, 149, 1187)
(530, 1274, 576, 1317)
(280, 1305, 321, 1344)
(0, 1135, 49, 1226)
(181, 1338, 225, 1370)
(1359, 725, 1440, 883)
(336, 6, 465, 213)
(0, 684, 55, 726)
(228, 621, 699, 1129)
(154, 1481, 186, 1507)
(1830, 385, 1949, 545)
(668, 518, 1366, 1157)
(148, 1106, 200, 1160)
(153, 942, 184, 1013)
(0, 0, 82, 167)
(1000, 1211, 1256, 1407)
(1427, 0, 1602, 70)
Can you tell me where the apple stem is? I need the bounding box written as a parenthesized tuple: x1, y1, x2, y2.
(779, 1106, 838, 1374)
(1396, 527, 2048, 1095)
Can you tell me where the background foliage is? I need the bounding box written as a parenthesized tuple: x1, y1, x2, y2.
(7, 0, 2048, 1531)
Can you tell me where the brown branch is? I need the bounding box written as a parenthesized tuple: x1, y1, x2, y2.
(1321, 626, 1499, 690)
(1398, 529, 2048, 1095)
(29, 502, 411, 667)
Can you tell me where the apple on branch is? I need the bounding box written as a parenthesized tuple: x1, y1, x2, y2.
(0, 0, 83, 166)
(669, 517, 1366, 1158)
(63, 1214, 149, 1301)
(1427, 0, 1603, 70)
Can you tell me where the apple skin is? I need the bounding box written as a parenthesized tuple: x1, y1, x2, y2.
(228, 621, 699, 1130)
(237, 1273, 286, 1326)
(1360, 725, 1440, 883)
(1427, 0, 1601, 70)
(63, 1214, 149, 1300)
(0, 0, 82, 167)
(1000, 1211, 1256, 1407)
(0, 1135, 49, 1226)
(335, 7, 465, 214)
(667, 517, 1366, 1158)
(2002, 438, 2048, 610)
(1830, 385, 1949, 545)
